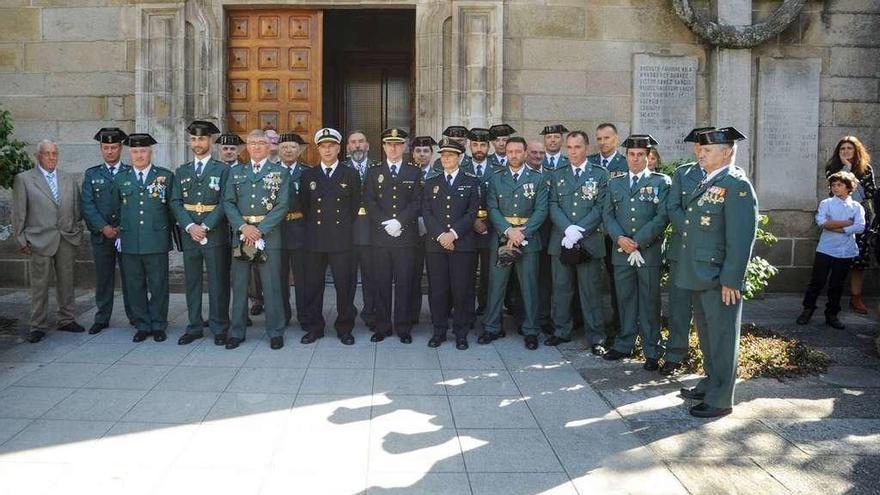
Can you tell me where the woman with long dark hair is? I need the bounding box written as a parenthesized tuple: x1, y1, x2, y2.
(825, 136, 876, 314)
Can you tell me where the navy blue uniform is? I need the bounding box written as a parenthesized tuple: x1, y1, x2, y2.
(300, 163, 361, 336)
(345, 158, 378, 329)
(280, 162, 309, 327)
(423, 171, 481, 338)
(364, 161, 423, 337)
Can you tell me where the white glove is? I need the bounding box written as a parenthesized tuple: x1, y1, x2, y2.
(564, 225, 585, 242)
(627, 250, 645, 267)
(255, 238, 266, 251)
(417, 217, 427, 236)
(114, 238, 122, 252)
(561, 237, 575, 249)
(382, 219, 402, 236)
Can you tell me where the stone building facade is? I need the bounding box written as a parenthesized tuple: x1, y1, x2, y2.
(0, 0, 878, 291)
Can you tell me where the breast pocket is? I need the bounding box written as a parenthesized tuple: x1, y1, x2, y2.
(697, 204, 723, 232)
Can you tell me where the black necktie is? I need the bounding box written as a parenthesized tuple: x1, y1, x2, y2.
(390, 164, 398, 178)
(325, 167, 332, 177)
(602, 158, 609, 168)
(549, 156, 555, 169)
(138, 171, 144, 185)
(512, 172, 519, 182)
(108, 166, 116, 176)
(631, 174, 639, 190)
(447, 174, 453, 187)
(476, 165, 483, 177)
(195, 161, 204, 177)
(574, 168, 582, 179)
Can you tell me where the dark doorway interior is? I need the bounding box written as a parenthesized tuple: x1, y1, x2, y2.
(323, 9, 415, 162)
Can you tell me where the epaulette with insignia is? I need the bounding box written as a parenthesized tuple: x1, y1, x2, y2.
(406, 162, 419, 168)
(369, 162, 382, 168)
(464, 172, 476, 178)
(493, 167, 506, 173)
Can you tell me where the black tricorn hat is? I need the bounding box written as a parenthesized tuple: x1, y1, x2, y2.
(540, 124, 569, 136)
(411, 136, 437, 148)
(496, 245, 523, 267)
(697, 127, 747, 145)
(622, 134, 659, 150)
(442, 126, 470, 138)
(215, 133, 244, 146)
(684, 127, 715, 143)
(489, 124, 516, 138)
(94, 127, 128, 144)
(560, 242, 591, 266)
(279, 132, 306, 145)
(438, 137, 465, 155)
(186, 120, 221, 136)
(468, 128, 492, 143)
(124, 133, 157, 147)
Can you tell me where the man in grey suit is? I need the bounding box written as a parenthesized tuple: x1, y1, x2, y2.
(12, 140, 85, 343)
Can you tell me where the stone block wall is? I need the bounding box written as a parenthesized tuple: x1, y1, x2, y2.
(0, 0, 878, 292)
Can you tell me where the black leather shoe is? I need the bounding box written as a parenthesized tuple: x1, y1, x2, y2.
(591, 344, 606, 356)
(660, 361, 681, 376)
(826, 314, 845, 330)
(524, 335, 539, 350)
(250, 304, 263, 316)
(178, 332, 203, 345)
(477, 331, 498, 345)
(456, 337, 469, 350)
(270, 336, 284, 350)
(370, 332, 385, 343)
(301, 331, 324, 344)
(225, 337, 244, 350)
(679, 387, 706, 401)
(153, 331, 167, 342)
(132, 331, 150, 343)
(602, 349, 631, 361)
(58, 322, 85, 333)
(339, 333, 355, 345)
(428, 336, 445, 348)
(399, 334, 413, 344)
(543, 335, 571, 346)
(643, 358, 660, 371)
(27, 331, 46, 343)
(214, 334, 227, 346)
(796, 308, 814, 325)
(689, 402, 732, 418)
(88, 323, 108, 335)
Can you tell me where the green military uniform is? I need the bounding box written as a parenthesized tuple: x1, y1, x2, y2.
(542, 153, 569, 171)
(603, 162, 670, 359)
(676, 129, 757, 413)
(591, 149, 629, 336)
(665, 161, 704, 364)
(548, 161, 609, 344)
(224, 159, 289, 342)
(170, 155, 231, 338)
(481, 166, 549, 338)
(82, 154, 134, 330)
(115, 143, 175, 338)
(588, 151, 628, 178)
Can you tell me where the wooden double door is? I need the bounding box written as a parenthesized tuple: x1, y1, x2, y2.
(226, 9, 323, 164)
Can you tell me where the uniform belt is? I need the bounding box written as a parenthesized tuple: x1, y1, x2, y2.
(243, 215, 265, 224)
(286, 211, 303, 221)
(357, 207, 367, 216)
(504, 216, 529, 226)
(183, 203, 216, 214)
(477, 209, 488, 219)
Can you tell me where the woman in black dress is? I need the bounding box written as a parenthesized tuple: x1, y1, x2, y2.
(825, 136, 876, 314)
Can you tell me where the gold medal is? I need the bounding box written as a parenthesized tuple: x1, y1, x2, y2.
(700, 215, 711, 226)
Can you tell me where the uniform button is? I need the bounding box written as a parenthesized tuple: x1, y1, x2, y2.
(336, 221, 340, 225)
(573, 202, 578, 206)
(631, 198, 635, 202)
(139, 220, 144, 225)
(572, 212, 577, 216)
(631, 228, 636, 232)
(318, 198, 322, 202)
(447, 224, 451, 228)
(513, 204, 517, 208)
(317, 221, 321, 225)
(688, 207, 693, 211)
(447, 196, 451, 200)
(250, 204, 255, 208)
(392, 195, 397, 199)
(710, 257, 715, 261)
(631, 217, 635, 221)
(251, 194, 255, 198)
(685, 220, 690, 225)
(336, 209, 340, 213)
(683, 232, 688, 237)
(446, 214, 451, 218)
(446, 205, 450, 209)
(393, 186, 397, 190)
(139, 201, 144, 205)
(139, 211, 144, 215)
(682, 243, 687, 248)
(317, 209, 322, 213)
(336, 198, 341, 202)
(631, 207, 635, 212)
(392, 214, 397, 218)
(197, 192, 202, 195)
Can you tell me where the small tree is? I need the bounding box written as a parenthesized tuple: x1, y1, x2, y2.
(0, 108, 33, 190)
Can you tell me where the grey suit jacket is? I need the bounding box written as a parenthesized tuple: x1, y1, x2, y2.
(12, 167, 83, 257)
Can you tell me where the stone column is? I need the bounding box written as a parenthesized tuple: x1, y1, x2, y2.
(709, 0, 752, 172)
(135, 2, 186, 168)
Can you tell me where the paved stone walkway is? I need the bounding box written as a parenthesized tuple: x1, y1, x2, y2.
(0, 290, 877, 494)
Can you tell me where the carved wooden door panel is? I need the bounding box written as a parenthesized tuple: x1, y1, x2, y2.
(226, 10, 323, 164)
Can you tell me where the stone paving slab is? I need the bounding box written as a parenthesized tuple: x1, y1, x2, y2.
(0, 291, 687, 495)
